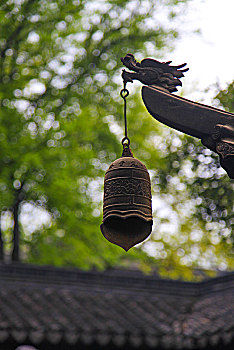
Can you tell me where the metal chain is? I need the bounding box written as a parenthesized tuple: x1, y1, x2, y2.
(120, 83, 130, 147)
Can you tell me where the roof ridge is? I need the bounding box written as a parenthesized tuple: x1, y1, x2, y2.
(0, 263, 233, 297)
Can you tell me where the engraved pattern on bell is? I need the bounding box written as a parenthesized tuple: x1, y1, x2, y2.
(100, 154, 153, 251)
(104, 178, 151, 198)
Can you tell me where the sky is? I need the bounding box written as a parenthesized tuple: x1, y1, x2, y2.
(171, 0, 234, 104)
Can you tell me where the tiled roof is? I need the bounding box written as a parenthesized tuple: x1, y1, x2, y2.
(0, 263, 233, 349)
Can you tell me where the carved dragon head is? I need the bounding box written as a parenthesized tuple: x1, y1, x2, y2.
(121, 54, 138, 71)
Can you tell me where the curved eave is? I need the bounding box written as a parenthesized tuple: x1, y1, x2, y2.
(142, 86, 234, 139)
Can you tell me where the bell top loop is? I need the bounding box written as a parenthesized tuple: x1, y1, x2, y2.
(122, 136, 130, 146)
(121, 136, 132, 157)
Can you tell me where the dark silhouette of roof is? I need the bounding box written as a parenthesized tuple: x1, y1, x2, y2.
(0, 263, 233, 350)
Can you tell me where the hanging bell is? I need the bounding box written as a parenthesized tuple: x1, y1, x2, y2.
(100, 140, 153, 251)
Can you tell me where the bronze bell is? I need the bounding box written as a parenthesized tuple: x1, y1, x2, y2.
(100, 145, 153, 251)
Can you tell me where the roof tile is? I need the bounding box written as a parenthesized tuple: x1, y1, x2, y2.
(0, 264, 233, 349)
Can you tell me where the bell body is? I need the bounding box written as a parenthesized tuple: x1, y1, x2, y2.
(100, 151, 153, 251)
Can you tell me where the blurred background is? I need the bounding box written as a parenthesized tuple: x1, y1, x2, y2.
(0, 0, 233, 280)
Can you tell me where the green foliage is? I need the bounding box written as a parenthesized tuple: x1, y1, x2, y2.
(0, 0, 232, 279)
(216, 82, 234, 112)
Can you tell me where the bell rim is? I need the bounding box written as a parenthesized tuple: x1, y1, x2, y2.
(100, 218, 153, 251)
(102, 211, 153, 223)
